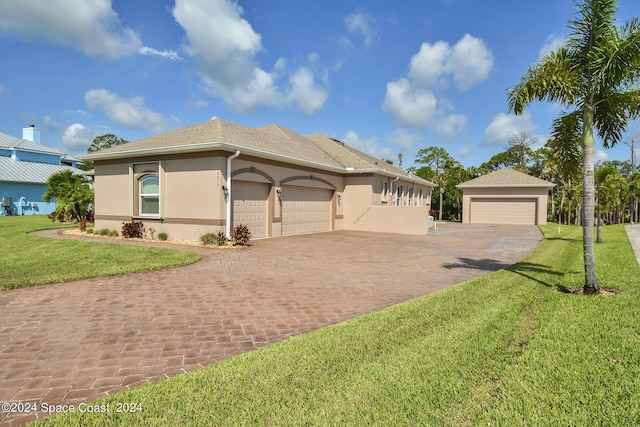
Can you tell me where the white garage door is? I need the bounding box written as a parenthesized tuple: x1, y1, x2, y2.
(470, 198, 537, 225)
(232, 182, 269, 238)
(282, 186, 332, 236)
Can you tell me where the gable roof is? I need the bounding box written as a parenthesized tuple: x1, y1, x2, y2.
(0, 157, 80, 184)
(0, 132, 64, 155)
(81, 119, 435, 186)
(456, 167, 555, 188)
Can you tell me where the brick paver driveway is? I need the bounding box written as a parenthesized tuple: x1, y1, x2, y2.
(0, 223, 542, 426)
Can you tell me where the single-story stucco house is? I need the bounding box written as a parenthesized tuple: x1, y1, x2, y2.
(81, 119, 436, 241)
(456, 167, 555, 225)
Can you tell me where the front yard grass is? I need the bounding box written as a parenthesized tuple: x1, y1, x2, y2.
(34, 224, 640, 426)
(0, 216, 201, 289)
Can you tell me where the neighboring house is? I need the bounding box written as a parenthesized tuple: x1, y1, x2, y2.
(82, 119, 436, 240)
(0, 125, 82, 216)
(456, 167, 555, 225)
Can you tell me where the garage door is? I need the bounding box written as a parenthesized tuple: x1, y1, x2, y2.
(232, 182, 269, 238)
(282, 186, 332, 236)
(470, 198, 537, 225)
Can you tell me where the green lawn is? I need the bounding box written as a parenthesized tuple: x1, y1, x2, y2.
(0, 216, 201, 289)
(33, 224, 640, 426)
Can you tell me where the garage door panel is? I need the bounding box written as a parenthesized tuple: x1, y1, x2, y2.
(470, 198, 537, 225)
(282, 186, 332, 236)
(233, 182, 269, 238)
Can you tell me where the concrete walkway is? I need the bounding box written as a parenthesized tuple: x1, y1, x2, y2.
(625, 224, 640, 264)
(0, 224, 542, 426)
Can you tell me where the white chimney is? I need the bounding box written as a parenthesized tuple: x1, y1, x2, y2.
(23, 124, 41, 143)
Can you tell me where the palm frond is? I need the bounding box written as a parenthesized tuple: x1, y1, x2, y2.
(593, 89, 640, 147)
(507, 47, 580, 114)
(567, 0, 617, 67)
(593, 17, 640, 92)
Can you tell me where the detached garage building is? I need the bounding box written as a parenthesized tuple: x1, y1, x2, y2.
(457, 168, 554, 225)
(83, 119, 435, 241)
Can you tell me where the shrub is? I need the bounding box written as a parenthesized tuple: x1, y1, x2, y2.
(122, 221, 144, 238)
(149, 227, 156, 239)
(215, 231, 228, 246)
(231, 224, 251, 246)
(158, 232, 169, 241)
(78, 218, 88, 232)
(200, 232, 217, 245)
(109, 229, 119, 237)
(98, 228, 111, 236)
(86, 228, 94, 234)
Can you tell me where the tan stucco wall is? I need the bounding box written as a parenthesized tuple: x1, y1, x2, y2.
(94, 162, 130, 218)
(343, 175, 432, 234)
(461, 187, 550, 225)
(93, 151, 434, 241)
(345, 206, 429, 234)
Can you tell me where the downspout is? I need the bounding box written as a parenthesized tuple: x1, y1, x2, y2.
(225, 150, 240, 238)
(391, 176, 400, 205)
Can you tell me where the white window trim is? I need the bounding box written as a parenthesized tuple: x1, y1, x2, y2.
(139, 174, 160, 217)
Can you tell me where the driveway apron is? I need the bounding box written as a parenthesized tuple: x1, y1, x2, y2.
(0, 224, 542, 426)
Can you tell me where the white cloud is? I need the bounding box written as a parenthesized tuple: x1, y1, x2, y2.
(447, 34, 494, 91)
(382, 79, 438, 128)
(173, 0, 262, 87)
(84, 89, 167, 132)
(385, 129, 417, 149)
(345, 9, 377, 47)
(138, 46, 182, 61)
(383, 34, 491, 135)
(344, 130, 394, 161)
(288, 67, 329, 116)
(0, 0, 141, 59)
(173, 0, 328, 114)
(483, 113, 537, 145)
(409, 41, 451, 88)
(408, 34, 493, 91)
(436, 114, 467, 139)
(457, 147, 470, 158)
(539, 34, 565, 60)
(0, 0, 177, 61)
(62, 123, 99, 152)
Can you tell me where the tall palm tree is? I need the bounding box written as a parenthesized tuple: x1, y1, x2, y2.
(508, 0, 640, 294)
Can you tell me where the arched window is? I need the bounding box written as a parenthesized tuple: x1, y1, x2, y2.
(140, 175, 159, 215)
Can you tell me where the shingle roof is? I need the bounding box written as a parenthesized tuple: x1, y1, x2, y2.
(0, 157, 81, 184)
(82, 119, 436, 186)
(0, 132, 64, 155)
(456, 167, 555, 188)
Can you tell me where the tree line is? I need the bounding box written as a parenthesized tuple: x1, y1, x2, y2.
(407, 132, 640, 226)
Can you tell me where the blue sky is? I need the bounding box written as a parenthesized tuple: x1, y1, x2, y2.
(0, 0, 638, 168)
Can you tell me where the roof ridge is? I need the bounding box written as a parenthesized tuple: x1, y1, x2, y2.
(457, 167, 554, 187)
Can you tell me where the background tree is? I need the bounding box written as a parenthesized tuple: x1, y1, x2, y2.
(412, 147, 454, 221)
(480, 149, 522, 172)
(507, 0, 640, 294)
(43, 170, 94, 222)
(87, 134, 128, 152)
(81, 134, 128, 170)
(507, 132, 538, 170)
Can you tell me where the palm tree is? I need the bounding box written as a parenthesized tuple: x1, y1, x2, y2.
(43, 170, 94, 222)
(507, 0, 640, 294)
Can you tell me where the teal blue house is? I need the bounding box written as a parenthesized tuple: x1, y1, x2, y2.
(0, 125, 82, 216)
